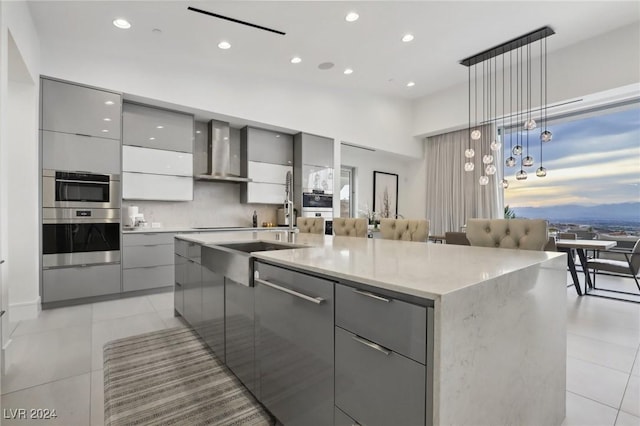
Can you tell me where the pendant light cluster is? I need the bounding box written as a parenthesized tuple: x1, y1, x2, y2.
(460, 27, 555, 188)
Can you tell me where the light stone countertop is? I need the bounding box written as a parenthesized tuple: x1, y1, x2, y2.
(176, 231, 564, 300)
(123, 226, 290, 234)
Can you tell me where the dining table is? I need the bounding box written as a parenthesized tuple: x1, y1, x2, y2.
(555, 239, 617, 296)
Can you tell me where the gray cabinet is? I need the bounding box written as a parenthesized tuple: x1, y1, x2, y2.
(335, 326, 426, 426)
(41, 131, 120, 174)
(254, 262, 334, 425)
(42, 263, 121, 303)
(41, 78, 121, 140)
(123, 103, 194, 153)
(174, 254, 186, 316)
(183, 259, 202, 329)
(122, 233, 175, 292)
(225, 278, 256, 395)
(242, 127, 293, 166)
(202, 266, 225, 362)
(294, 133, 333, 168)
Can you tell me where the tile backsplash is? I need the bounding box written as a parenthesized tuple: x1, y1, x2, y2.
(123, 181, 279, 228)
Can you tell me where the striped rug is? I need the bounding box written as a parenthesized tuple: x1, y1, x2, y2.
(104, 326, 274, 426)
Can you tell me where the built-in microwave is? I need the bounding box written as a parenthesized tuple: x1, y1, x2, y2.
(42, 169, 120, 209)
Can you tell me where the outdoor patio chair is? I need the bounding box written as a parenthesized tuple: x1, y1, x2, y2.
(586, 239, 640, 294)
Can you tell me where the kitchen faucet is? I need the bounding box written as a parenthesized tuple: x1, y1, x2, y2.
(284, 171, 297, 237)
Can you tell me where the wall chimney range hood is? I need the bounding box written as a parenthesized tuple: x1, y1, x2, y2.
(195, 119, 252, 183)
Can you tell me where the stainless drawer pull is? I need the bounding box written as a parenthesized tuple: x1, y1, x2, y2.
(352, 335, 391, 356)
(353, 289, 390, 303)
(255, 278, 325, 305)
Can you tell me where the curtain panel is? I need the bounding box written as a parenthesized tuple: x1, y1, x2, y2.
(425, 124, 501, 235)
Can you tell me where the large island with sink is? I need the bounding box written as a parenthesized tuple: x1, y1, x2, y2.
(174, 230, 566, 426)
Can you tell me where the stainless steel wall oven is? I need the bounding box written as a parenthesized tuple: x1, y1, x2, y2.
(42, 169, 121, 269)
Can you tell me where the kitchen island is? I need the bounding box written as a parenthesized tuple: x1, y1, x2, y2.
(175, 231, 566, 426)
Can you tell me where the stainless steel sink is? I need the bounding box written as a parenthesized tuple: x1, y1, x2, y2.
(202, 240, 306, 286)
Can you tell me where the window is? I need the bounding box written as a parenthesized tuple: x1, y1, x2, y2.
(340, 167, 355, 217)
(503, 103, 640, 235)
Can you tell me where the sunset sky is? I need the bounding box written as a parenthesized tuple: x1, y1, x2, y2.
(503, 106, 640, 208)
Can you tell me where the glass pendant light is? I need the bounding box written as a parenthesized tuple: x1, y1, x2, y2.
(464, 148, 475, 158)
(502, 178, 509, 189)
(515, 170, 527, 180)
(540, 130, 552, 142)
(523, 118, 536, 130)
(479, 175, 489, 185)
(490, 140, 502, 151)
(464, 162, 475, 172)
(522, 155, 534, 167)
(485, 164, 497, 175)
(505, 156, 516, 167)
(471, 129, 481, 140)
(482, 154, 494, 164)
(536, 166, 547, 177)
(512, 145, 523, 155)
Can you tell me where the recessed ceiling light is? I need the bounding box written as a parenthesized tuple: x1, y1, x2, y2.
(344, 68, 354, 75)
(112, 18, 131, 29)
(149, 137, 156, 140)
(402, 34, 414, 42)
(156, 125, 164, 129)
(196, 130, 201, 134)
(345, 12, 359, 22)
(407, 81, 416, 87)
(218, 41, 231, 50)
(104, 101, 114, 105)
(276, 134, 281, 138)
(291, 56, 302, 64)
(101, 129, 109, 133)
(103, 118, 111, 122)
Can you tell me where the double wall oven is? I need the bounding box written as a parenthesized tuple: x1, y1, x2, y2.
(42, 170, 121, 269)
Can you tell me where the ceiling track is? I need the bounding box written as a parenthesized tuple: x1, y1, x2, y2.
(187, 6, 286, 36)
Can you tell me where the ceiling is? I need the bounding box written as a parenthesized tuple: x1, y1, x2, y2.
(27, 1, 640, 100)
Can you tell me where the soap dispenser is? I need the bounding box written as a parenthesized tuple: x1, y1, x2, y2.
(252, 210, 258, 228)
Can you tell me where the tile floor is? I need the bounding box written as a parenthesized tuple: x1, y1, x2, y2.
(0, 275, 638, 426)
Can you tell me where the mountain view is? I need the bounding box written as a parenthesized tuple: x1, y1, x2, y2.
(512, 202, 640, 228)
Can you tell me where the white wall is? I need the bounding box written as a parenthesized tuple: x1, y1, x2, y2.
(0, 1, 41, 324)
(340, 144, 426, 220)
(38, 43, 421, 159)
(412, 22, 640, 137)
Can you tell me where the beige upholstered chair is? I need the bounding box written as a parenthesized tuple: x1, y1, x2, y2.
(296, 217, 325, 234)
(333, 218, 368, 238)
(380, 219, 429, 242)
(445, 231, 470, 246)
(465, 219, 548, 251)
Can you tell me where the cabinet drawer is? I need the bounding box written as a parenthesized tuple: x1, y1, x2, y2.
(42, 263, 121, 302)
(42, 131, 121, 174)
(123, 244, 173, 268)
(243, 182, 286, 204)
(123, 146, 193, 176)
(247, 161, 293, 184)
(122, 172, 193, 201)
(335, 283, 426, 364)
(123, 232, 176, 246)
(123, 265, 174, 292)
(175, 239, 201, 262)
(335, 327, 425, 426)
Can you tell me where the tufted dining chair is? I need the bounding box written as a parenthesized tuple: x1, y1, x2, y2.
(333, 218, 368, 238)
(296, 217, 325, 234)
(380, 219, 429, 242)
(465, 219, 548, 251)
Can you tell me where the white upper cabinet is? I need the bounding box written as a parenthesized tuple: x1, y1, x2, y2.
(247, 162, 292, 185)
(123, 103, 194, 153)
(41, 78, 121, 140)
(122, 173, 193, 201)
(123, 146, 193, 177)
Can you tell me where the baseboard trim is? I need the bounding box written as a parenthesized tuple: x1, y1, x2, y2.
(9, 296, 41, 321)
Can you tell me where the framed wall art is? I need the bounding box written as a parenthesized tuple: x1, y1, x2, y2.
(373, 171, 398, 219)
